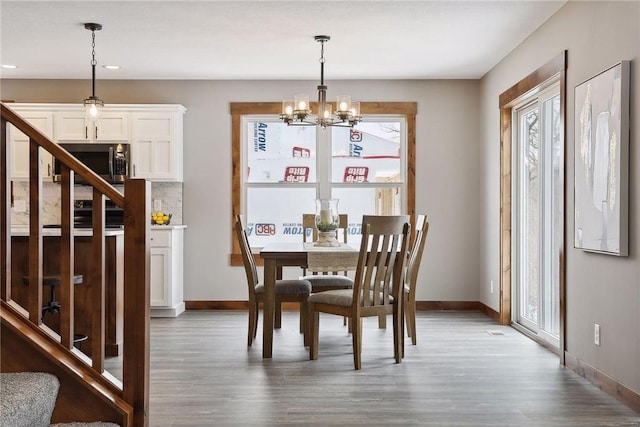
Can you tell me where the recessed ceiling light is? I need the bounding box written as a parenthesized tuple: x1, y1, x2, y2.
(103, 65, 121, 70)
(1, 64, 18, 69)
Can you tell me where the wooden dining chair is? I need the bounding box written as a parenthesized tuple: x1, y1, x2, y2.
(235, 215, 312, 347)
(404, 214, 429, 345)
(302, 213, 354, 292)
(308, 215, 411, 370)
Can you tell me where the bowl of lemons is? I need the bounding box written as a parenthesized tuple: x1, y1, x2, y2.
(151, 212, 172, 225)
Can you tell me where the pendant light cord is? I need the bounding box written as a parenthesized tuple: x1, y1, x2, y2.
(90, 29, 97, 98)
(319, 39, 325, 86)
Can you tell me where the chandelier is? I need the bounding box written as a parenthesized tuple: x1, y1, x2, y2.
(83, 23, 104, 119)
(280, 35, 361, 128)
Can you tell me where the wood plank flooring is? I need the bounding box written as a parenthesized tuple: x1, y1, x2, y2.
(108, 311, 640, 426)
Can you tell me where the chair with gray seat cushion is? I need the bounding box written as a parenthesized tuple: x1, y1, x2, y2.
(308, 215, 411, 370)
(235, 215, 311, 347)
(302, 213, 354, 291)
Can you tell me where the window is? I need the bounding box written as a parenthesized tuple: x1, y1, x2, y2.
(513, 84, 561, 348)
(230, 102, 416, 265)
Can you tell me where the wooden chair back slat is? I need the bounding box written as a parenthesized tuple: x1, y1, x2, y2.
(404, 214, 429, 345)
(407, 215, 429, 296)
(235, 215, 258, 298)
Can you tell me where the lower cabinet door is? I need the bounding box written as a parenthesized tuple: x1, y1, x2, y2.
(150, 246, 171, 307)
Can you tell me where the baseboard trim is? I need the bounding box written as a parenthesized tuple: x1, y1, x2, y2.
(479, 302, 500, 322)
(185, 300, 491, 312)
(150, 302, 186, 318)
(564, 351, 640, 413)
(185, 301, 249, 310)
(415, 301, 481, 311)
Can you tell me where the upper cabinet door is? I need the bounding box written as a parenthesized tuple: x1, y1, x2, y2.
(56, 110, 129, 142)
(96, 113, 129, 141)
(131, 109, 184, 182)
(9, 111, 54, 180)
(56, 111, 88, 141)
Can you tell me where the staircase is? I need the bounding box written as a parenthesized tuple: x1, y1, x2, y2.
(1, 102, 151, 426)
(0, 372, 119, 427)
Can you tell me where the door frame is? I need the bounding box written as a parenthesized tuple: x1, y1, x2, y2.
(498, 51, 567, 363)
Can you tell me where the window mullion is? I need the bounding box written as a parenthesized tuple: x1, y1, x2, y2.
(317, 126, 331, 199)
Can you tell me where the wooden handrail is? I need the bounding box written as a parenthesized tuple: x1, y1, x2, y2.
(1, 102, 149, 426)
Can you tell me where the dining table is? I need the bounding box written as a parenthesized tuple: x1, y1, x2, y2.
(259, 241, 358, 358)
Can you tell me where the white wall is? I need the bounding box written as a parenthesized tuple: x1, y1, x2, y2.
(1, 78, 481, 303)
(479, 1, 639, 393)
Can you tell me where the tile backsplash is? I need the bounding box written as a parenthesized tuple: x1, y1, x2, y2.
(10, 181, 183, 226)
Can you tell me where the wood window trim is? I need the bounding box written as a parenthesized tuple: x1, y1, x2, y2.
(498, 51, 567, 362)
(230, 102, 417, 266)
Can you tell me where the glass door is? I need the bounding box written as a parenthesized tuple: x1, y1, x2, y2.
(513, 83, 562, 348)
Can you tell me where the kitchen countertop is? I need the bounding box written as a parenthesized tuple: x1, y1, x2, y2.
(11, 227, 125, 237)
(151, 225, 187, 230)
(11, 224, 187, 237)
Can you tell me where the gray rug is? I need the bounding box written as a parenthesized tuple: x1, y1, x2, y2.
(1, 372, 121, 427)
(1, 372, 59, 427)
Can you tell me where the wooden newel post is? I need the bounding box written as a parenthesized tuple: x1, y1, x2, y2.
(123, 179, 150, 427)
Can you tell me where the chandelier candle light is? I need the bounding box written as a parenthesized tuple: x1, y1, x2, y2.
(314, 198, 340, 247)
(280, 36, 361, 128)
(83, 23, 104, 119)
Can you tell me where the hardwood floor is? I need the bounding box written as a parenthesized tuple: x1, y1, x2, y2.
(109, 311, 640, 426)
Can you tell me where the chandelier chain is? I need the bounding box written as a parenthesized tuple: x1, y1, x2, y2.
(91, 30, 97, 66)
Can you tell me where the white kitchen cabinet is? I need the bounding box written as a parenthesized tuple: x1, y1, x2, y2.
(56, 110, 129, 143)
(130, 106, 185, 182)
(7, 103, 186, 183)
(150, 226, 185, 317)
(8, 109, 55, 180)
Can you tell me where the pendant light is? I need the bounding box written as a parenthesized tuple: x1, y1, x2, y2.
(83, 23, 104, 119)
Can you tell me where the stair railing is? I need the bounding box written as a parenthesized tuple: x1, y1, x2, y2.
(0, 102, 150, 426)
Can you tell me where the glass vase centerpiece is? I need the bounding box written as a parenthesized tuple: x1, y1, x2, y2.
(314, 198, 340, 247)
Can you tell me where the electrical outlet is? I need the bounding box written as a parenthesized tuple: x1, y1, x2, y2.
(153, 199, 162, 212)
(490, 280, 494, 294)
(594, 324, 601, 346)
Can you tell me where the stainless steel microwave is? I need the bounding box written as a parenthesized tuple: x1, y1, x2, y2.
(53, 143, 130, 185)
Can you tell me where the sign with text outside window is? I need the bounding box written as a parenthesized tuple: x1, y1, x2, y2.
(284, 166, 309, 183)
(343, 166, 369, 183)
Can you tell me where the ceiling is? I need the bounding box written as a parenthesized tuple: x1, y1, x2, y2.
(0, 1, 566, 81)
